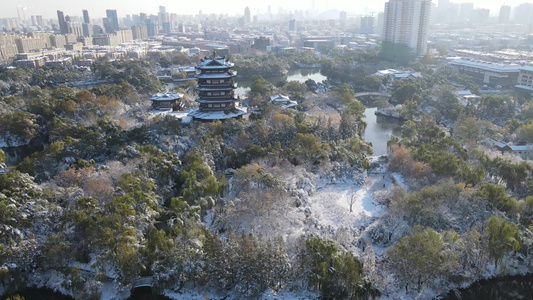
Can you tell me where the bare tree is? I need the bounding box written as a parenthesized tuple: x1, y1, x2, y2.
(348, 187, 357, 213)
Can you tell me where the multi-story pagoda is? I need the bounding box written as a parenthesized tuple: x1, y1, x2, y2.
(188, 52, 247, 120)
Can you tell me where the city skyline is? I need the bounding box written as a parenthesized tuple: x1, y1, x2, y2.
(2, 0, 531, 20)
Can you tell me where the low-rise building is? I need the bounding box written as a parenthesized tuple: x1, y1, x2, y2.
(374, 69, 421, 80)
(14, 57, 45, 68)
(45, 57, 72, 68)
(65, 42, 83, 51)
(150, 92, 183, 111)
(491, 138, 533, 159)
(270, 94, 297, 108)
(510, 144, 533, 159)
(515, 65, 533, 94)
(456, 90, 480, 106)
(447, 59, 521, 87)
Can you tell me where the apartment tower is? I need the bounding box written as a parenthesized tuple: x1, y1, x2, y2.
(382, 0, 432, 56)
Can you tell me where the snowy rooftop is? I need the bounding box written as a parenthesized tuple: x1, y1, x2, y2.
(516, 85, 533, 91)
(449, 59, 521, 73)
(491, 139, 509, 149)
(149, 92, 183, 101)
(196, 57, 234, 69)
(521, 65, 533, 72)
(195, 72, 237, 78)
(270, 94, 297, 108)
(457, 90, 474, 96)
(150, 110, 190, 119)
(188, 107, 247, 120)
(510, 144, 533, 151)
(374, 69, 421, 79)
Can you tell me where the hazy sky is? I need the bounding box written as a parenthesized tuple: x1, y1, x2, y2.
(1, 0, 531, 20)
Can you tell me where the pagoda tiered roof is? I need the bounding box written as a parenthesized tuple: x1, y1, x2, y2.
(150, 92, 183, 101)
(195, 72, 237, 78)
(188, 54, 247, 121)
(196, 57, 234, 69)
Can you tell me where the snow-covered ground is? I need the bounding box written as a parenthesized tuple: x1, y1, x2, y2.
(150, 109, 190, 119)
(307, 179, 383, 231)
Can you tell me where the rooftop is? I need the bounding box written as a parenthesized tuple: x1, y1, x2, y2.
(149, 92, 183, 101)
(270, 94, 298, 108)
(449, 59, 521, 73)
(196, 56, 234, 69)
(187, 107, 247, 120)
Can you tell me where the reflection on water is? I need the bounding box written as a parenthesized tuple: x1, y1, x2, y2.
(127, 287, 173, 300)
(362, 107, 403, 156)
(231, 68, 326, 97)
(442, 274, 533, 300)
(2, 144, 44, 167)
(1, 288, 74, 300)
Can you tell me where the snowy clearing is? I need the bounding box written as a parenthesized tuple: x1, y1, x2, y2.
(307, 181, 382, 231)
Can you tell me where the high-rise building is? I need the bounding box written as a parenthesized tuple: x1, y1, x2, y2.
(57, 10, 68, 34)
(289, 19, 296, 31)
(106, 9, 119, 31)
(82, 10, 90, 24)
(458, 3, 473, 22)
(67, 22, 83, 37)
(499, 5, 511, 24)
(382, 0, 432, 57)
(438, 0, 449, 10)
(340, 11, 347, 28)
(244, 7, 251, 25)
(360, 16, 374, 34)
(145, 19, 158, 37)
(35, 15, 43, 27)
(159, 6, 168, 24)
(376, 12, 384, 35)
(514, 3, 533, 24)
(131, 25, 148, 40)
(82, 23, 93, 37)
(470, 8, 490, 24)
(140, 12, 147, 22)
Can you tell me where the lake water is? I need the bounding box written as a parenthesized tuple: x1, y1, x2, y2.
(1, 288, 74, 300)
(441, 274, 533, 300)
(233, 68, 328, 97)
(362, 107, 403, 156)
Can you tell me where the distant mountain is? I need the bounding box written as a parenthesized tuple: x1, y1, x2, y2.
(316, 9, 341, 20)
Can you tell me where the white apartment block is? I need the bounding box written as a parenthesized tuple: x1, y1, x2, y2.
(383, 0, 432, 55)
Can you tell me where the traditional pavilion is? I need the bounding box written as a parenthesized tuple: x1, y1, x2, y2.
(188, 52, 247, 120)
(150, 92, 183, 111)
(270, 94, 298, 108)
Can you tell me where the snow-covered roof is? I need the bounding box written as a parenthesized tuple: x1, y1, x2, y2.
(196, 57, 234, 69)
(150, 92, 183, 101)
(489, 138, 509, 149)
(270, 94, 291, 102)
(449, 59, 521, 73)
(520, 65, 533, 72)
(196, 86, 235, 92)
(270, 94, 298, 108)
(515, 84, 533, 91)
(510, 144, 533, 151)
(181, 116, 193, 124)
(188, 107, 247, 120)
(195, 72, 237, 78)
(374, 69, 420, 79)
(456, 90, 473, 96)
